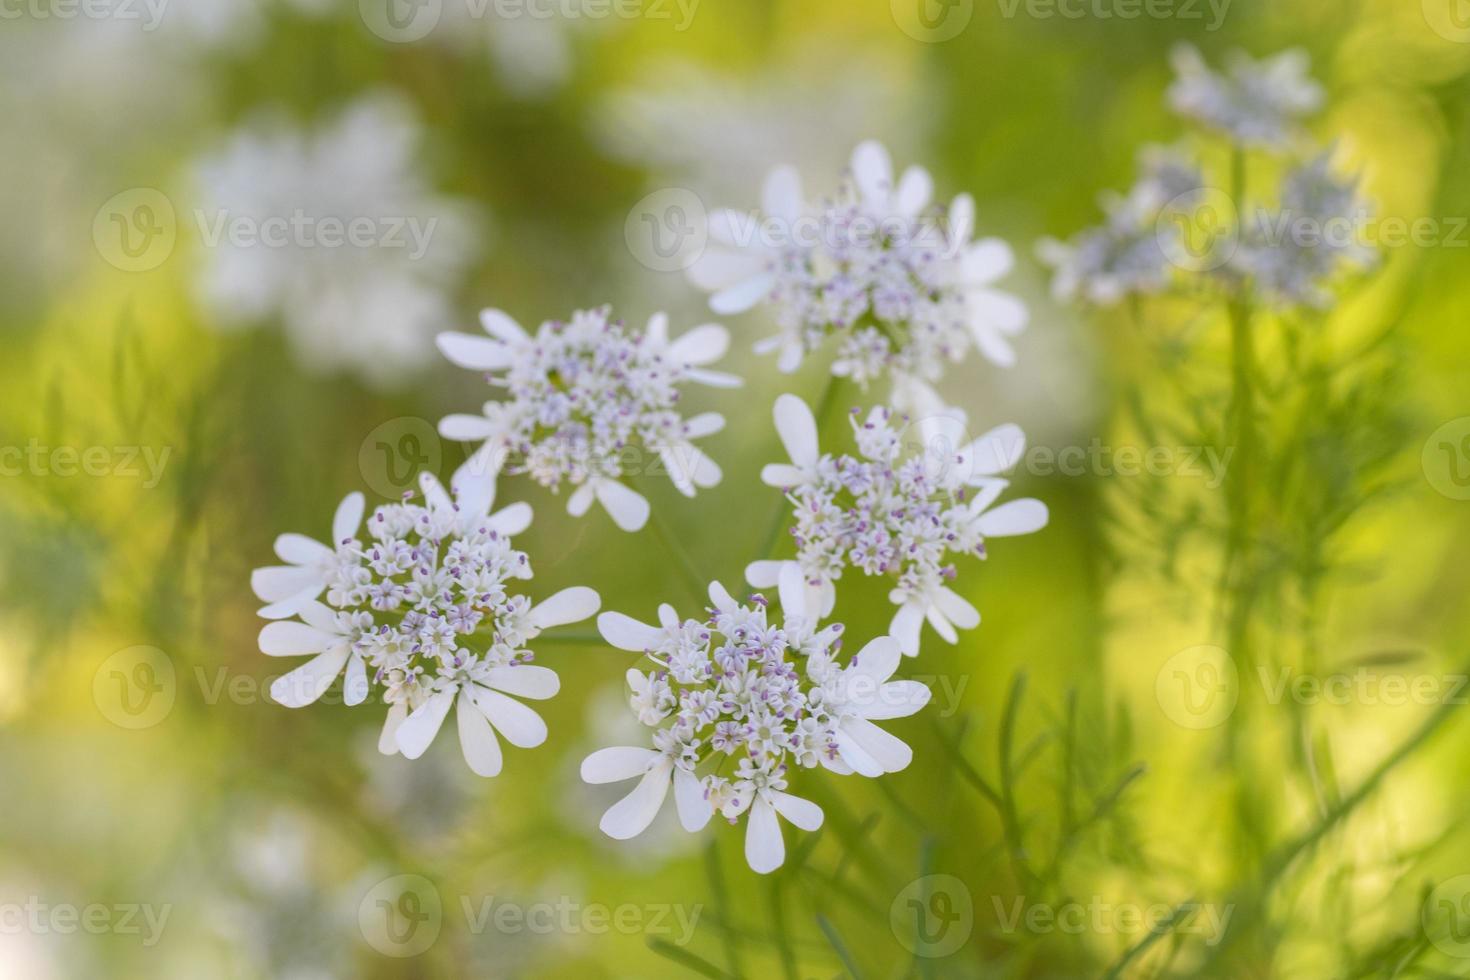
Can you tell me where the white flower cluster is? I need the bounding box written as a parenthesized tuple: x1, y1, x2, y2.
(582, 577, 930, 874)
(437, 306, 739, 533)
(687, 140, 1026, 415)
(748, 395, 1048, 657)
(1042, 47, 1373, 312)
(252, 473, 599, 776)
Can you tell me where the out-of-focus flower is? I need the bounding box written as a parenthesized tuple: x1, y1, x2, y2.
(437, 306, 740, 533)
(748, 395, 1046, 657)
(582, 579, 929, 874)
(191, 93, 477, 386)
(255, 472, 599, 776)
(688, 141, 1025, 415)
(1233, 150, 1376, 309)
(1167, 44, 1324, 150)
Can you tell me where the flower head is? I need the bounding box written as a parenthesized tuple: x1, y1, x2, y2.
(581, 579, 929, 873)
(687, 140, 1026, 412)
(255, 472, 600, 776)
(1167, 44, 1323, 149)
(749, 394, 1047, 657)
(437, 306, 740, 532)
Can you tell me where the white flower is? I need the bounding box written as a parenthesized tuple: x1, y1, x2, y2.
(437, 305, 739, 532)
(749, 394, 1046, 657)
(251, 491, 365, 619)
(582, 579, 929, 874)
(255, 472, 599, 776)
(686, 140, 1027, 396)
(1167, 44, 1323, 150)
(191, 92, 477, 387)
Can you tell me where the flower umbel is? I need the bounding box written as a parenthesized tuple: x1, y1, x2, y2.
(687, 139, 1026, 413)
(437, 305, 740, 533)
(581, 577, 929, 873)
(748, 394, 1048, 657)
(1167, 44, 1323, 150)
(255, 472, 600, 776)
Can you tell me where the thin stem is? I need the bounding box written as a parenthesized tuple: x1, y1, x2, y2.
(645, 500, 709, 602)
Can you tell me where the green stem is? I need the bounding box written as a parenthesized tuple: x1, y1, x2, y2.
(645, 500, 709, 603)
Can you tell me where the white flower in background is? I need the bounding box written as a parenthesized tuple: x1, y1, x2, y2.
(255, 472, 598, 776)
(250, 491, 365, 618)
(191, 92, 477, 387)
(437, 306, 740, 533)
(1233, 150, 1376, 309)
(1037, 147, 1205, 307)
(748, 394, 1047, 657)
(581, 579, 929, 874)
(1167, 44, 1323, 150)
(687, 140, 1026, 414)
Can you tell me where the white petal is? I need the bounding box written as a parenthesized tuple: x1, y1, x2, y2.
(851, 140, 894, 208)
(835, 728, 886, 777)
(378, 702, 407, 756)
(269, 646, 350, 707)
(710, 273, 776, 315)
(934, 587, 980, 630)
(479, 308, 528, 344)
(949, 193, 975, 247)
(847, 636, 903, 686)
(439, 413, 499, 441)
(451, 475, 496, 533)
(527, 587, 600, 631)
(251, 565, 322, 604)
(274, 533, 331, 566)
(895, 166, 933, 218)
(977, 499, 1049, 537)
(926, 605, 959, 645)
(962, 238, 1015, 285)
(890, 602, 925, 658)
(964, 424, 1027, 479)
(668, 324, 729, 366)
(683, 412, 725, 439)
(486, 502, 532, 537)
(343, 652, 369, 707)
(294, 600, 339, 632)
(708, 581, 738, 612)
(598, 611, 665, 651)
(567, 481, 597, 517)
(858, 680, 933, 721)
(843, 717, 914, 773)
(417, 471, 453, 515)
(599, 758, 673, 840)
(453, 442, 507, 487)
(258, 621, 336, 656)
(581, 746, 660, 784)
(331, 492, 365, 545)
(969, 287, 1029, 335)
(772, 393, 818, 468)
(482, 664, 560, 700)
(395, 689, 455, 760)
(674, 767, 713, 832)
(687, 246, 768, 291)
(744, 794, 786, 874)
(688, 368, 744, 389)
(706, 208, 762, 249)
(660, 446, 697, 498)
(972, 324, 1017, 368)
(436, 331, 514, 371)
(761, 164, 804, 223)
(768, 791, 824, 832)
(760, 463, 809, 488)
(594, 479, 650, 532)
(645, 312, 669, 347)
(778, 562, 809, 624)
(456, 690, 504, 777)
(745, 560, 785, 589)
(776, 340, 803, 373)
(468, 686, 547, 748)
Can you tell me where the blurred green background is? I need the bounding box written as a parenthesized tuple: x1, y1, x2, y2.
(3, 0, 1470, 976)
